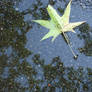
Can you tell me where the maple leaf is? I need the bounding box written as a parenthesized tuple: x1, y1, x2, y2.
(32, 0, 85, 42)
(32, 0, 85, 59)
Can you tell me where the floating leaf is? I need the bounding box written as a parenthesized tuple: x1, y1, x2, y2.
(32, 0, 85, 58)
(33, 0, 85, 42)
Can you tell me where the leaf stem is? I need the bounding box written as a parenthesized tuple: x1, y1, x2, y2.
(61, 32, 78, 59)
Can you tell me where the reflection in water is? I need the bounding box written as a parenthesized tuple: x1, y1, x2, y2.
(0, 0, 92, 92)
(78, 23, 92, 56)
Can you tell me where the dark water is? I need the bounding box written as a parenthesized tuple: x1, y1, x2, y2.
(21, 0, 92, 68)
(0, 0, 92, 92)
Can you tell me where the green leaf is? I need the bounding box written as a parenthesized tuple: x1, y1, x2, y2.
(63, 21, 86, 32)
(41, 29, 60, 42)
(61, 0, 72, 25)
(32, 20, 51, 29)
(32, 0, 85, 42)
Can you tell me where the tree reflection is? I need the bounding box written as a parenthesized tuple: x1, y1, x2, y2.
(78, 23, 92, 56)
(0, 0, 32, 91)
(0, 0, 92, 92)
